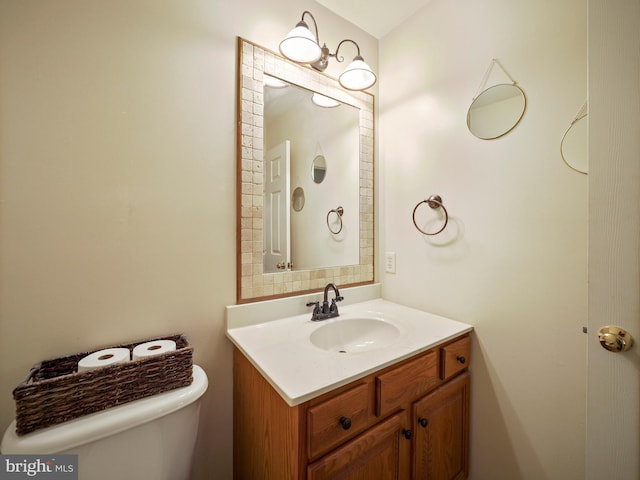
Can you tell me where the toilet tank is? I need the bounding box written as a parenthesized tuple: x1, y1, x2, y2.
(1, 364, 208, 480)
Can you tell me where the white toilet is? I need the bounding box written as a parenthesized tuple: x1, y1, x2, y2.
(1, 364, 208, 480)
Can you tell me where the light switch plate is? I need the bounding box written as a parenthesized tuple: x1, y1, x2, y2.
(385, 252, 396, 273)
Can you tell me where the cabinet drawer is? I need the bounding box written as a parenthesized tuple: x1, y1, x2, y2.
(307, 412, 406, 480)
(376, 350, 439, 417)
(307, 382, 373, 459)
(441, 335, 471, 381)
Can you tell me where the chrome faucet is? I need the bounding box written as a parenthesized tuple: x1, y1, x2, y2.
(306, 283, 344, 321)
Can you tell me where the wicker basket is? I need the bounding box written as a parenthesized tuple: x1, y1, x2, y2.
(12, 334, 193, 436)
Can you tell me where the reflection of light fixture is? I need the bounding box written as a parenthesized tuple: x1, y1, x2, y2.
(263, 74, 289, 88)
(311, 93, 341, 108)
(279, 11, 376, 91)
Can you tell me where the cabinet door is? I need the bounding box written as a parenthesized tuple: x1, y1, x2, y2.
(412, 372, 470, 480)
(307, 412, 410, 480)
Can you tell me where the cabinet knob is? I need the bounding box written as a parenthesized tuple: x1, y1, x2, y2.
(339, 416, 352, 430)
(456, 355, 466, 364)
(418, 417, 429, 428)
(402, 429, 413, 440)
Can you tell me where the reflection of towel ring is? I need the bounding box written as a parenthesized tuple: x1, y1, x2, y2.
(412, 195, 449, 236)
(327, 206, 344, 234)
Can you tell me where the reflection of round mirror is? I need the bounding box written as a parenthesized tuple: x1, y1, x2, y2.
(467, 84, 526, 139)
(292, 186, 305, 211)
(561, 114, 588, 174)
(311, 155, 327, 183)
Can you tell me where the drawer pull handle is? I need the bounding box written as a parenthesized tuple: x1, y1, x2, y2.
(418, 417, 429, 428)
(339, 417, 352, 430)
(402, 429, 413, 440)
(456, 355, 466, 364)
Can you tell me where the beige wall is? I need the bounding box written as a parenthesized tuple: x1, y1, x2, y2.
(379, 0, 587, 479)
(1, 0, 589, 478)
(0, 1, 376, 479)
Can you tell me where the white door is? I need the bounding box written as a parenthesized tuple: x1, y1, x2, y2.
(264, 141, 291, 272)
(587, 0, 640, 478)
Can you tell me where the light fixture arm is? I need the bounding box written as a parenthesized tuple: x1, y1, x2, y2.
(293, 12, 361, 63)
(332, 39, 361, 64)
(299, 11, 319, 45)
(311, 38, 362, 72)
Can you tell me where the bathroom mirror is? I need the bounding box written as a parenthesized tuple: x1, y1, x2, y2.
(311, 155, 327, 183)
(561, 104, 588, 175)
(237, 38, 374, 303)
(467, 84, 526, 139)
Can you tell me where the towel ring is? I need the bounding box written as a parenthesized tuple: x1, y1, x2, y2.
(327, 206, 344, 234)
(412, 195, 448, 236)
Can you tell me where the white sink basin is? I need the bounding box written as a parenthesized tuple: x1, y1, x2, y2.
(309, 317, 401, 353)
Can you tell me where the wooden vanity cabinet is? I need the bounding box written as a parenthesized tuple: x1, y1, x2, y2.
(233, 334, 471, 480)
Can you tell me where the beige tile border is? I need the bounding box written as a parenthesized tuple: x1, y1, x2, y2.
(237, 38, 374, 303)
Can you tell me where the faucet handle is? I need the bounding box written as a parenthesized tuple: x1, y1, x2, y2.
(307, 301, 323, 320)
(329, 299, 339, 314)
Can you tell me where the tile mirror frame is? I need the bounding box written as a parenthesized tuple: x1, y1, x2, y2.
(236, 38, 374, 303)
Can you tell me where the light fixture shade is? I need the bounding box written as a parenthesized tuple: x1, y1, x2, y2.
(264, 74, 289, 88)
(311, 93, 341, 108)
(279, 23, 322, 64)
(339, 56, 377, 91)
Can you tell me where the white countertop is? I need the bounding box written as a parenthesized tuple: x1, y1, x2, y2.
(226, 298, 473, 406)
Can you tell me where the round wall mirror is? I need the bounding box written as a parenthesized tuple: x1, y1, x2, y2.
(467, 84, 526, 139)
(561, 114, 588, 175)
(311, 155, 327, 183)
(292, 186, 305, 211)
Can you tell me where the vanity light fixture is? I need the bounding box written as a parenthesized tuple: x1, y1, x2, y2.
(279, 11, 377, 91)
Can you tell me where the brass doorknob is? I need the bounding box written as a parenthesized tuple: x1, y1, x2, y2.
(598, 326, 633, 352)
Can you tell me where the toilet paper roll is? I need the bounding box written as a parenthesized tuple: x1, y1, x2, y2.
(132, 339, 177, 360)
(77, 348, 131, 372)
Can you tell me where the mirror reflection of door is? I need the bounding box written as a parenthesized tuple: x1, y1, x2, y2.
(264, 140, 291, 273)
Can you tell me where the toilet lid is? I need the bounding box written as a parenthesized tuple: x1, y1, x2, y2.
(1, 364, 208, 454)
